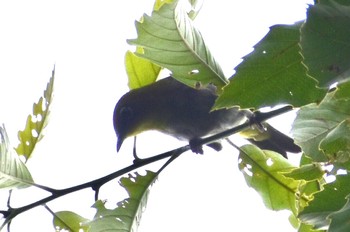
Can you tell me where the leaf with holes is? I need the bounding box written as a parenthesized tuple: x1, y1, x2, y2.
(127, 0, 227, 89)
(238, 144, 303, 215)
(15, 68, 55, 161)
(87, 171, 157, 232)
(0, 126, 33, 189)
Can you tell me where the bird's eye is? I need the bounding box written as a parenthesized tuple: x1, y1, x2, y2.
(119, 106, 133, 120)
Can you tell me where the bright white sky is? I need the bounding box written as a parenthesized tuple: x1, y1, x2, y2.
(0, 0, 312, 231)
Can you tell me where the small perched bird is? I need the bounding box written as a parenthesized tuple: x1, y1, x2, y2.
(113, 77, 300, 157)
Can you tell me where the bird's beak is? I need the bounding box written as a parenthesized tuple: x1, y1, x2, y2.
(116, 136, 124, 152)
(116, 131, 128, 152)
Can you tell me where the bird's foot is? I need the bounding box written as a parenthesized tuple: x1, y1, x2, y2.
(207, 142, 223, 151)
(189, 138, 204, 154)
(189, 139, 223, 154)
(249, 111, 267, 133)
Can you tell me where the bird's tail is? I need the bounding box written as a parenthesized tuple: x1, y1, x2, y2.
(242, 123, 301, 158)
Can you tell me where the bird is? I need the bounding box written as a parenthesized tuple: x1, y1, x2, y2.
(113, 76, 301, 157)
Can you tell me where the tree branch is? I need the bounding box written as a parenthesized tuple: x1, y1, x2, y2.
(0, 146, 189, 230)
(0, 106, 292, 230)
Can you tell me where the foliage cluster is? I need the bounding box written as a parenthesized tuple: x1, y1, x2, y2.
(1, 0, 350, 231)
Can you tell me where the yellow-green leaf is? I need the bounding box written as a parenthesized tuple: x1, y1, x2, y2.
(238, 144, 302, 215)
(53, 211, 89, 232)
(283, 164, 325, 182)
(15, 68, 55, 160)
(125, 50, 161, 90)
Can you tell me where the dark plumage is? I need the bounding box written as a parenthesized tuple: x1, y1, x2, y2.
(113, 77, 300, 157)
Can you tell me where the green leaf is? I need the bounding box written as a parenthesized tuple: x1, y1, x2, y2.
(0, 126, 33, 189)
(328, 194, 350, 232)
(288, 168, 323, 216)
(283, 164, 325, 182)
(333, 80, 350, 100)
(215, 23, 326, 110)
(53, 211, 89, 232)
(292, 82, 350, 162)
(127, 0, 227, 89)
(320, 119, 350, 163)
(125, 50, 161, 89)
(298, 222, 325, 232)
(88, 171, 157, 232)
(238, 144, 302, 215)
(299, 175, 350, 230)
(300, 0, 350, 87)
(298, 180, 323, 204)
(15, 68, 55, 160)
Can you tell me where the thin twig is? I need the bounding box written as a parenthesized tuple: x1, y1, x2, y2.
(225, 138, 240, 150)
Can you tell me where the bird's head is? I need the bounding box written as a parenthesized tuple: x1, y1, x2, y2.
(113, 89, 158, 152)
(113, 92, 137, 152)
(113, 77, 185, 152)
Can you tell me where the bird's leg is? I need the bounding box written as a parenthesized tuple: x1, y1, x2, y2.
(133, 136, 143, 163)
(248, 110, 268, 133)
(132, 136, 167, 163)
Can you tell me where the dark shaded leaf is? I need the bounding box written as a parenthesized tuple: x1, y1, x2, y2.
(320, 119, 350, 164)
(215, 23, 325, 109)
(299, 175, 350, 230)
(328, 194, 350, 232)
(292, 82, 350, 162)
(300, 1, 350, 87)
